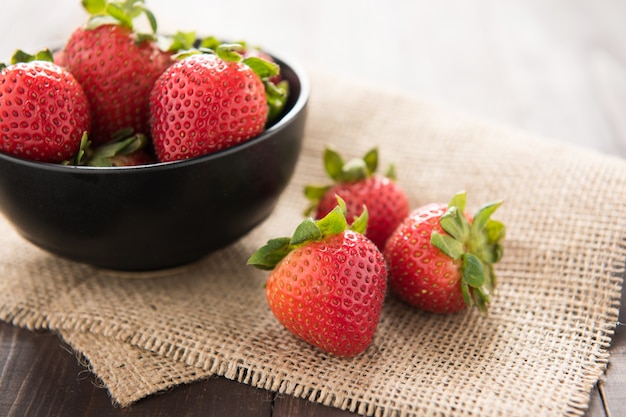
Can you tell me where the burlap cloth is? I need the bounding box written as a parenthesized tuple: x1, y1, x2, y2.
(1, 71, 624, 417)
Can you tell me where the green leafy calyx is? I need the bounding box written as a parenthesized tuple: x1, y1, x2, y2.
(63, 128, 149, 167)
(83, 0, 157, 34)
(304, 147, 395, 216)
(248, 196, 368, 270)
(9, 49, 54, 66)
(430, 191, 505, 314)
(1, 49, 53, 70)
(157, 31, 197, 53)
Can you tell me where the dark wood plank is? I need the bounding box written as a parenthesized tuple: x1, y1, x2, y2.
(0, 322, 273, 417)
(272, 394, 356, 417)
(584, 277, 626, 417)
(603, 338, 626, 417)
(586, 385, 608, 417)
(2, 314, 623, 417)
(595, 284, 626, 417)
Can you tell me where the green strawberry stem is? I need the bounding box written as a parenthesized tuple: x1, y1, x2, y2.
(304, 147, 395, 216)
(157, 31, 198, 53)
(64, 128, 149, 167)
(1, 48, 54, 71)
(86, 131, 149, 167)
(248, 196, 368, 271)
(62, 132, 91, 166)
(430, 191, 505, 314)
(9, 49, 54, 65)
(264, 79, 289, 123)
(326, 147, 377, 182)
(83, 0, 158, 34)
(199, 36, 221, 50)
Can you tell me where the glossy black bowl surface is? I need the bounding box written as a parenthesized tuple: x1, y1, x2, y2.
(0, 55, 309, 271)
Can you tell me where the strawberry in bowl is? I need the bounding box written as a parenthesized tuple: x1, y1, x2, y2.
(0, 50, 91, 163)
(0, 0, 309, 271)
(150, 44, 285, 162)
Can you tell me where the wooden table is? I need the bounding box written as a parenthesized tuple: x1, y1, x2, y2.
(2, 316, 623, 417)
(1, 1, 625, 416)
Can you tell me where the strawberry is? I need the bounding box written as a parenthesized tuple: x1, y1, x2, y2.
(248, 198, 387, 357)
(305, 147, 410, 250)
(67, 128, 156, 167)
(149, 44, 286, 162)
(0, 49, 91, 163)
(197, 37, 288, 122)
(60, 0, 172, 145)
(383, 191, 505, 314)
(104, 148, 154, 166)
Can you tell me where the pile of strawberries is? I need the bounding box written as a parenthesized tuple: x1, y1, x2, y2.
(0, 0, 288, 166)
(249, 148, 506, 357)
(1, 1, 506, 360)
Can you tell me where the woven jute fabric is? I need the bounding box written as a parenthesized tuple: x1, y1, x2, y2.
(1, 71, 624, 417)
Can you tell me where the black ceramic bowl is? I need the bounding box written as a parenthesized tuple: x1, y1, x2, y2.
(0, 54, 309, 271)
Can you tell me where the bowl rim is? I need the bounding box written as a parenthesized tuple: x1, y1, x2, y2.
(0, 52, 311, 174)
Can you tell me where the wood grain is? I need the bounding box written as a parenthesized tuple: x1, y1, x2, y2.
(598, 291, 626, 417)
(0, 322, 273, 417)
(272, 395, 356, 417)
(1, 317, 623, 417)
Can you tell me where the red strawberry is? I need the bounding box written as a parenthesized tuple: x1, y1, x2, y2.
(305, 147, 410, 250)
(383, 191, 505, 314)
(52, 49, 66, 67)
(60, 0, 172, 145)
(248, 198, 387, 357)
(105, 148, 155, 166)
(196, 37, 289, 122)
(0, 50, 91, 163)
(149, 44, 285, 162)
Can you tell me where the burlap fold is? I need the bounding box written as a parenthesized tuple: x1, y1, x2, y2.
(0, 71, 624, 417)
